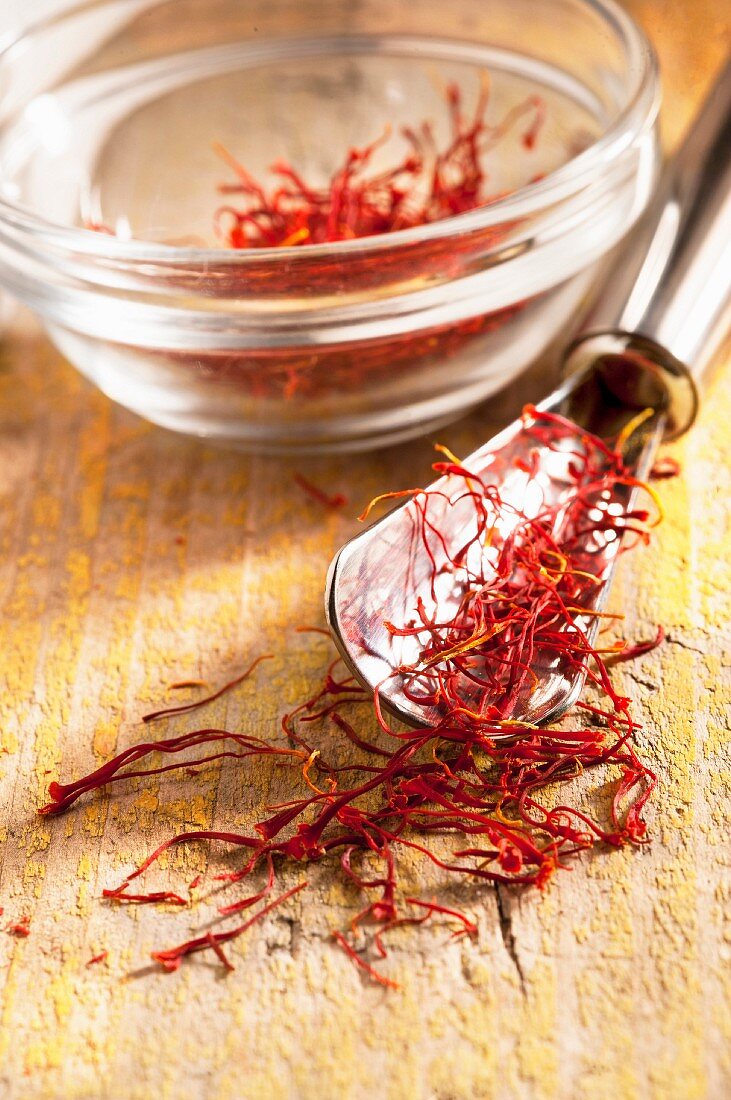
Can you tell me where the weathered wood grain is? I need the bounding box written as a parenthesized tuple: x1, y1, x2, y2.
(0, 3, 728, 1097)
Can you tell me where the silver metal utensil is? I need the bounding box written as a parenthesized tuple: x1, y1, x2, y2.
(326, 62, 731, 732)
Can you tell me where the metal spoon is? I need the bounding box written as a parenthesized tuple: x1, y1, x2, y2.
(326, 63, 731, 731)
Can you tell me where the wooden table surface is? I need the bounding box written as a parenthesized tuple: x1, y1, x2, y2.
(0, 4, 729, 1098)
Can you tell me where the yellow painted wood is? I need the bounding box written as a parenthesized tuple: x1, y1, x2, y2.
(0, 4, 728, 1097)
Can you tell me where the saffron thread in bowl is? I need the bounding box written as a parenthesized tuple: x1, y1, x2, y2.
(212, 81, 545, 248)
(87, 82, 546, 407)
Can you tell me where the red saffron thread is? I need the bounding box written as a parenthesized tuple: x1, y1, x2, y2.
(102, 888, 188, 906)
(294, 474, 348, 511)
(86, 951, 108, 967)
(142, 654, 274, 724)
(40, 407, 663, 978)
(606, 625, 665, 667)
(214, 82, 545, 249)
(331, 930, 400, 990)
(150, 882, 307, 972)
(404, 897, 478, 937)
(7, 916, 31, 937)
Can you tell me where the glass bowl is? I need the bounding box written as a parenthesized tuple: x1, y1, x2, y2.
(0, 0, 660, 453)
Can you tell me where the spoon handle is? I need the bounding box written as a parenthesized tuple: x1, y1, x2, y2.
(563, 60, 731, 437)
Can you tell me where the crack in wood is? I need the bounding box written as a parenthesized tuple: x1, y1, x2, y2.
(286, 916, 302, 958)
(664, 632, 707, 657)
(494, 884, 526, 997)
(266, 916, 307, 957)
(623, 668, 659, 692)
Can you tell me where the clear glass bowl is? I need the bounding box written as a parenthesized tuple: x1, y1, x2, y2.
(0, 0, 660, 453)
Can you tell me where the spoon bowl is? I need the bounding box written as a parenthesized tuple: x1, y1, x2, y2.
(326, 365, 665, 731)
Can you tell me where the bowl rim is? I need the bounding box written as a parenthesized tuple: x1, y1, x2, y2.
(0, 0, 660, 266)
